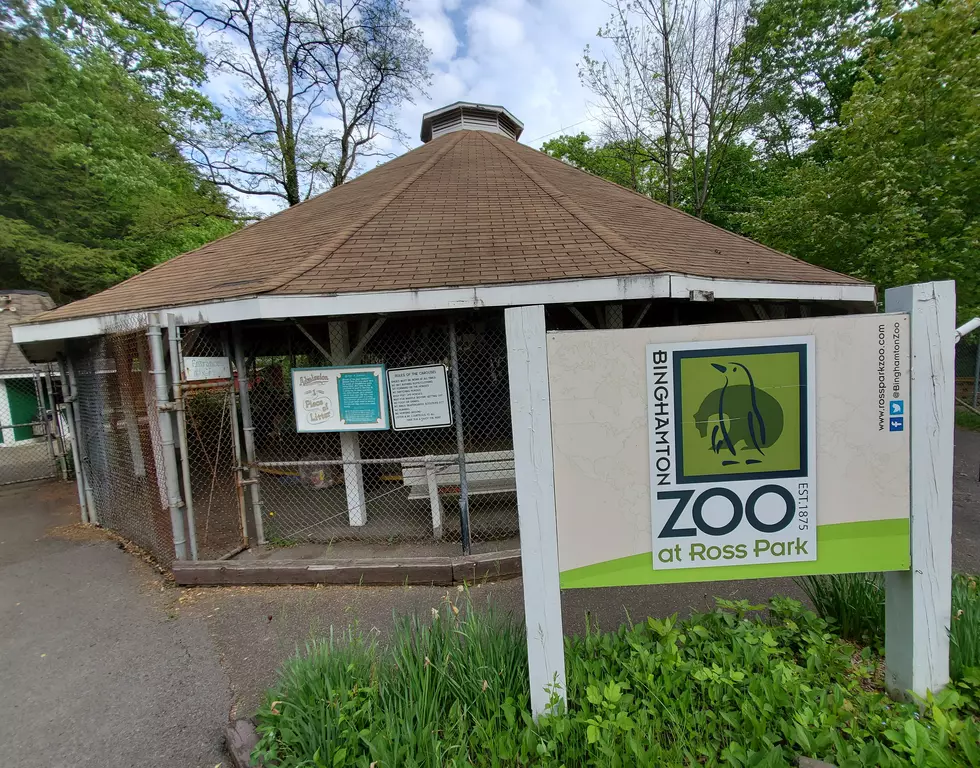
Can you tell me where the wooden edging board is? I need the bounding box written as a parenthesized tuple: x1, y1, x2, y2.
(172, 550, 522, 587)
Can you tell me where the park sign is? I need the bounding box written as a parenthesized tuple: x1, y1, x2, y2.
(546, 313, 911, 587)
(507, 282, 958, 716)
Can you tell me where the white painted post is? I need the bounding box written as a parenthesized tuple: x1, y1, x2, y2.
(425, 457, 443, 539)
(505, 305, 566, 717)
(328, 321, 367, 526)
(885, 281, 955, 698)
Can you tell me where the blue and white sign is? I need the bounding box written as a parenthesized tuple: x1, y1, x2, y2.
(889, 417, 904, 432)
(890, 400, 904, 416)
(291, 365, 389, 432)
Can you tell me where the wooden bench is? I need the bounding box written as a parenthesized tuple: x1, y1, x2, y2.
(401, 451, 515, 538)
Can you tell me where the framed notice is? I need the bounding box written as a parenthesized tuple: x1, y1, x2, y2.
(291, 365, 389, 433)
(386, 365, 453, 431)
(183, 356, 231, 381)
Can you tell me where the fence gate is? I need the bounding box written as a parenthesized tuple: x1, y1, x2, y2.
(0, 370, 63, 485)
(176, 325, 247, 560)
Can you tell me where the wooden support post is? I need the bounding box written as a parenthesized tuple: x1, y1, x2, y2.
(329, 321, 367, 527)
(884, 281, 955, 698)
(425, 457, 443, 540)
(505, 305, 565, 717)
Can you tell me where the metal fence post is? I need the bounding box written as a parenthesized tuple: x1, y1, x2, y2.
(147, 314, 188, 561)
(232, 326, 266, 545)
(33, 370, 55, 462)
(448, 320, 472, 555)
(56, 356, 89, 523)
(973, 341, 979, 409)
(43, 365, 68, 481)
(64, 354, 98, 524)
(167, 315, 199, 560)
(223, 332, 249, 545)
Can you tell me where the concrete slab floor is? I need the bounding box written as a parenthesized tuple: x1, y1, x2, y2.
(0, 427, 977, 764)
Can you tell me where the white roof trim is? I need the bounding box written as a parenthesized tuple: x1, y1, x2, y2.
(11, 274, 875, 346)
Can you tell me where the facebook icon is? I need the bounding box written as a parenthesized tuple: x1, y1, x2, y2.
(890, 400, 904, 416)
(889, 416, 904, 432)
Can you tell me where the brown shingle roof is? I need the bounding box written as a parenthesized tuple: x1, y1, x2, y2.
(1, 291, 55, 369)
(36, 130, 865, 323)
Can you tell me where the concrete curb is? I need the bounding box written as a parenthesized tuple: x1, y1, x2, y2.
(173, 549, 521, 587)
(226, 718, 260, 768)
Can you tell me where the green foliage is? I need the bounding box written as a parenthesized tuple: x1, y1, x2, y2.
(254, 596, 980, 767)
(951, 574, 980, 681)
(955, 409, 980, 433)
(0, 4, 239, 303)
(742, 0, 890, 158)
(800, 571, 980, 682)
(796, 572, 885, 645)
(743, 0, 980, 318)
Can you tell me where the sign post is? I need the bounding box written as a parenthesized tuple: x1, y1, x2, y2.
(884, 281, 955, 698)
(505, 305, 566, 716)
(506, 281, 955, 717)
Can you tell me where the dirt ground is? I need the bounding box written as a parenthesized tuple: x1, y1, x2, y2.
(1, 427, 978, 766)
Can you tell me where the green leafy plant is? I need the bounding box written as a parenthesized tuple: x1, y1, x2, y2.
(795, 572, 885, 644)
(254, 595, 980, 767)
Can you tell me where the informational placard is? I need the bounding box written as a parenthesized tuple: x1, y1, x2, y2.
(648, 336, 817, 570)
(386, 365, 453, 430)
(183, 356, 231, 381)
(291, 365, 389, 432)
(546, 313, 910, 587)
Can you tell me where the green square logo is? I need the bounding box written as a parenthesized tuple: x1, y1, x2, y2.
(674, 344, 808, 483)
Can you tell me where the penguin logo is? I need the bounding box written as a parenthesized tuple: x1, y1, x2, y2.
(693, 361, 784, 468)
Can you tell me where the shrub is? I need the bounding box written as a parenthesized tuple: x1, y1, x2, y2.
(795, 572, 885, 644)
(254, 596, 980, 767)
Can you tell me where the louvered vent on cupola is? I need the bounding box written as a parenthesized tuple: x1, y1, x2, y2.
(420, 102, 524, 143)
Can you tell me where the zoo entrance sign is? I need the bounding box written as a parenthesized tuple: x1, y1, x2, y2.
(543, 311, 912, 588)
(507, 282, 958, 717)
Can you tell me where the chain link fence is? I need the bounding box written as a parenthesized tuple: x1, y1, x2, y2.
(176, 325, 246, 560)
(71, 328, 177, 566)
(242, 310, 518, 555)
(0, 370, 63, 485)
(955, 338, 979, 407)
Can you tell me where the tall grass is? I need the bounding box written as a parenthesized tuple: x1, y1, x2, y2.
(951, 573, 980, 679)
(799, 571, 980, 680)
(795, 572, 885, 644)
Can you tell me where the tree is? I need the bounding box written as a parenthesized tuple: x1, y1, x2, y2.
(0, 6, 239, 303)
(742, 0, 980, 317)
(173, 0, 431, 207)
(581, 0, 760, 217)
(742, 0, 891, 159)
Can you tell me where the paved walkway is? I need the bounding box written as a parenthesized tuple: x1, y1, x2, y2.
(0, 482, 229, 768)
(0, 428, 977, 765)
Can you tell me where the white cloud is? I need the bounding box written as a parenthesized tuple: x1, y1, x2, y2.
(402, 0, 610, 149)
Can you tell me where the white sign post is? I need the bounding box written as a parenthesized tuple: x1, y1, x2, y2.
(884, 281, 955, 698)
(505, 305, 566, 717)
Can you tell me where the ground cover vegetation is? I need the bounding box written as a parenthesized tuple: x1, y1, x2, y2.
(253, 591, 980, 767)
